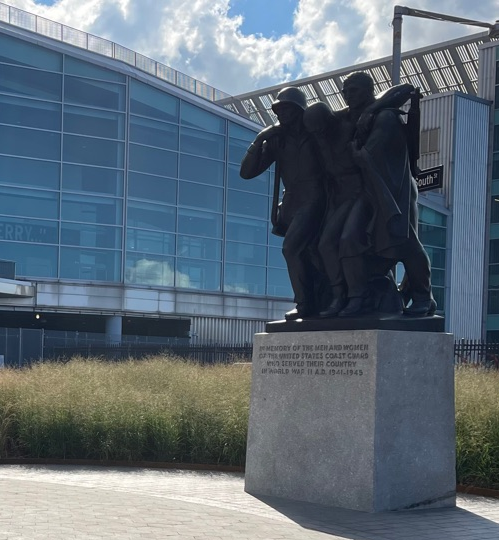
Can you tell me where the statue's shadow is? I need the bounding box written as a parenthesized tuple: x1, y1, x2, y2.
(251, 493, 499, 539)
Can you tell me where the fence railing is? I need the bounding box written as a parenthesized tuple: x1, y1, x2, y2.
(454, 340, 499, 368)
(0, 2, 232, 103)
(44, 340, 499, 368)
(43, 343, 254, 365)
(2, 331, 499, 368)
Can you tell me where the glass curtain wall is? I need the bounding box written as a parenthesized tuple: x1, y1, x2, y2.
(487, 51, 499, 340)
(0, 33, 62, 277)
(417, 205, 447, 311)
(0, 31, 293, 298)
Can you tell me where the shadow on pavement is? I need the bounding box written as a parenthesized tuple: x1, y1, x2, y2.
(252, 493, 499, 540)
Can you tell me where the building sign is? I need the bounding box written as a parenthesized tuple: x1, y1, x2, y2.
(0, 222, 56, 244)
(416, 165, 443, 192)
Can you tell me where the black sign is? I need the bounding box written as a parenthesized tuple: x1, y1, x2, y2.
(416, 165, 443, 192)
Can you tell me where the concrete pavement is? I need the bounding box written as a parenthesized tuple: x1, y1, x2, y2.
(1, 464, 499, 539)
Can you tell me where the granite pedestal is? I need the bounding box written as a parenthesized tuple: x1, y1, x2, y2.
(245, 329, 455, 512)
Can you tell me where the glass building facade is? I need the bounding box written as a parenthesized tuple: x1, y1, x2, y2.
(485, 47, 499, 340)
(0, 30, 291, 301)
(418, 206, 447, 311)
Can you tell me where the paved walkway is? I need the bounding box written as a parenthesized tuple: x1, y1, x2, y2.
(1, 465, 499, 539)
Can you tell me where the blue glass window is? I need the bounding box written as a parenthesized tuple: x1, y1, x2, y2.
(489, 264, 499, 288)
(433, 287, 444, 311)
(178, 208, 222, 238)
(63, 134, 124, 168)
(64, 76, 126, 110)
(178, 181, 223, 212)
(488, 290, 499, 314)
(226, 215, 267, 245)
(0, 216, 58, 244)
(431, 268, 445, 287)
(0, 33, 62, 71)
(228, 122, 258, 142)
(177, 235, 221, 260)
(228, 137, 252, 164)
(227, 189, 268, 219)
(267, 268, 292, 298)
(64, 105, 125, 139)
(227, 163, 269, 194)
(64, 56, 125, 82)
(179, 154, 223, 186)
(62, 164, 124, 197)
(130, 79, 179, 123)
(224, 263, 265, 295)
(0, 242, 57, 278)
(60, 247, 121, 282)
(61, 193, 122, 226)
(127, 200, 176, 232)
(0, 156, 60, 190)
(61, 223, 122, 249)
(491, 196, 499, 224)
(424, 245, 446, 268)
(418, 206, 447, 227)
(268, 246, 286, 268)
(0, 187, 59, 219)
(129, 144, 177, 177)
(181, 102, 225, 134)
(130, 116, 178, 151)
(125, 253, 175, 287)
(0, 64, 62, 101)
(0, 95, 61, 131)
(490, 239, 499, 264)
(126, 229, 175, 256)
(418, 224, 446, 248)
(0, 125, 60, 161)
(494, 127, 499, 153)
(180, 127, 225, 160)
(176, 259, 221, 290)
(226, 242, 266, 265)
(269, 228, 284, 247)
(128, 172, 176, 204)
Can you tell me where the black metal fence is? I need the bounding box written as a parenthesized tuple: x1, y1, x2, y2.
(43, 343, 254, 365)
(1, 329, 499, 368)
(46, 340, 499, 368)
(454, 340, 499, 368)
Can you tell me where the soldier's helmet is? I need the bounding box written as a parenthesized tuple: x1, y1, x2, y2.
(271, 87, 307, 113)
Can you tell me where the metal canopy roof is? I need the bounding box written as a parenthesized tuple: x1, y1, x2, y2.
(219, 32, 493, 126)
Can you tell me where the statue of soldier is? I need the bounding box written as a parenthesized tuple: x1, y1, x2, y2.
(240, 87, 327, 321)
(305, 72, 436, 317)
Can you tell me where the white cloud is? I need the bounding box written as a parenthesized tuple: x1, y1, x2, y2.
(351, 0, 499, 63)
(4, 0, 499, 94)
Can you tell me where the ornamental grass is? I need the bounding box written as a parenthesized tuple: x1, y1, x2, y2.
(0, 357, 250, 466)
(455, 366, 499, 489)
(1, 359, 499, 489)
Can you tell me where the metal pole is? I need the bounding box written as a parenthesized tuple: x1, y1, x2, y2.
(392, 6, 404, 85)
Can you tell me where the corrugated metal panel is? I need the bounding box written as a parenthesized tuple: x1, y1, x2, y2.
(420, 93, 455, 207)
(448, 96, 489, 339)
(478, 43, 496, 102)
(189, 316, 266, 344)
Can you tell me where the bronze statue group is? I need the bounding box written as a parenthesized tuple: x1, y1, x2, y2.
(240, 72, 436, 321)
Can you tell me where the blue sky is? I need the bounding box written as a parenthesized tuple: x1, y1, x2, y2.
(228, 0, 296, 38)
(4, 1, 499, 95)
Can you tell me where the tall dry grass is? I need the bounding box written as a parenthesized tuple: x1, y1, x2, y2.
(455, 366, 499, 488)
(0, 356, 250, 466)
(2, 359, 499, 487)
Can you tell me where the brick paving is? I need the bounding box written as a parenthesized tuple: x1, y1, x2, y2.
(0, 465, 498, 539)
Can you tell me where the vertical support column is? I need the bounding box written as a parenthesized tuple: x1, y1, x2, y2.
(392, 6, 404, 85)
(106, 315, 122, 344)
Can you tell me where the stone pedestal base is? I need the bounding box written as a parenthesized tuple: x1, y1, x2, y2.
(245, 330, 455, 512)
